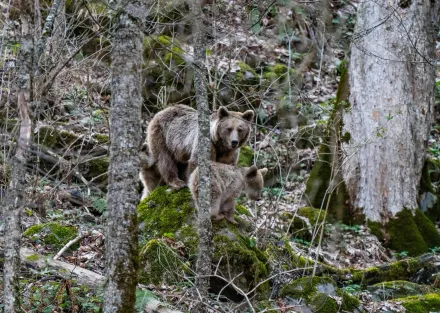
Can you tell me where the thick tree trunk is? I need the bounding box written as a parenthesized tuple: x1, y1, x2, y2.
(342, 0, 439, 222)
(103, 1, 146, 312)
(4, 1, 34, 312)
(192, 1, 212, 311)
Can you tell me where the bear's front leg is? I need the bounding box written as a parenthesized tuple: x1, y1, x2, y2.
(221, 197, 238, 225)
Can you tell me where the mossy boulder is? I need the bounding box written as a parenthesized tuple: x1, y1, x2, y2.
(35, 126, 79, 149)
(396, 293, 440, 313)
(367, 280, 433, 301)
(281, 276, 360, 313)
(23, 222, 77, 249)
(283, 207, 326, 241)
(137, 186, 269, 298)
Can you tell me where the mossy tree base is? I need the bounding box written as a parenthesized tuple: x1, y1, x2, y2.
(369, 208, 440, 257)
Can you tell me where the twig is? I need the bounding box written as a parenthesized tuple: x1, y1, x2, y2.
(53, 234, 84, 260)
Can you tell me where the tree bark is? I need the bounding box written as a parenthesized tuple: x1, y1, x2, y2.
(4, 1, 34, 312)
(192, 1, 212, 311)
(342, 0, 440, 222)
(103, 1, 146, 312)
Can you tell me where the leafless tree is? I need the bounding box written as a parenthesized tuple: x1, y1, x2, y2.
(103, 0, 147, 312)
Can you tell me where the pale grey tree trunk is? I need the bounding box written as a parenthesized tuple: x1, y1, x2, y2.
(4, 1, 34, 312)
(103, 1, 146, 312)
(192, 0, 212, 311)
(342, 0, 440, 222)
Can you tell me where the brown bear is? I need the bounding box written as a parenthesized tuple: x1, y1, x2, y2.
(188, 162, 267, 224)
(139, 104, 254, 199)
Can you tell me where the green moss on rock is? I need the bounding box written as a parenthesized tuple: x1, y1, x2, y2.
(137, 186, 270, 297)
(367, 280, 433, 300)
(398, 293, 440, 313)
(238, 145, 254, 167)
(287, 207, 325, 241)
(281, 276, 359, 312)
(93, 134, 109, 144)
(139, 239, 188, 285)
(23, 222, 77, 249)
(138, 186, 194, 239)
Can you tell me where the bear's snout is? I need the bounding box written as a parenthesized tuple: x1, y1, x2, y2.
(231, 140, 239, 147)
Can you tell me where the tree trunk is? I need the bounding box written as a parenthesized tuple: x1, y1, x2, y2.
(192, 1, 212, 311)
(103, 1, 146, 312)
(342, 1, 439, 222)
(4, 1, 34, 312)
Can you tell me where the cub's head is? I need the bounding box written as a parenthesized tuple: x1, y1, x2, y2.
(211, 106, 254, 150)
(243, 166, 268, 201)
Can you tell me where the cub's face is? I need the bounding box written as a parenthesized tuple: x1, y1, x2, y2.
(244, 166, 268, 201)
(214, 106, 254, 150)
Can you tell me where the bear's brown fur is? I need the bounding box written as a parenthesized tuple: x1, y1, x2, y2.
(189, 162, 267, 224)
(139, 104, 254, 199)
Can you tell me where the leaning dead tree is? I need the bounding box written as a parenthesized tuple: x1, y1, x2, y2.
(103, 0, 147, 312)
(4, 0, 34, 312)
(192, 1, 212, 311)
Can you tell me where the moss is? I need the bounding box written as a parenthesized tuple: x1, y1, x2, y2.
(88, 157, 109, 180)
(235, 204, 252, 217)
(368, 280, 433, 300)
(143, 35, 184, 60)
(341, 132, 351, 143)
(35, 126, 79, 149)
(213, 234, 269, 295)
(0, 118, 19, 132)
(281, 276, 335, 299)
(36, 126, 58, 148)
(23, 222, 77, 249)
(420, 158, 440, 221)
(175, 224, 199, 253)
(367, 221, 384, 241)
(139, 239, 188, 285)
(288, 207, 325, 241)
(138, 186, 194, 239)
(337, 289, 360, 311)
(413, 209, 440, 248)
(238, 145, 254, 167)
(93, 134, 109, 144)
(26, 254, 39, 262)
(310, 293, 338, 313)
(351, 258, 422, 286)
(234, 61, 258, 84)
(398, 293, 440, 313)
(387, 209, 429, 256)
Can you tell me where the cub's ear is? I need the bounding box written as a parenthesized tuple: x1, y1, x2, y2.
(246, 165, 258, 178)
(259, 168, 268, 176)
(242, 110, 254, 122)
(218, 106, 229, 119)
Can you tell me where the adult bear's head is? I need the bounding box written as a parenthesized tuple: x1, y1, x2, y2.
(211, 106, 254, 150)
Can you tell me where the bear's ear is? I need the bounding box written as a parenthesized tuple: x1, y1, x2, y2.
(246, 165, 258, 178)
(259, 168, 268, 176)
(218, 106, 229, 119)
(242, 110, 254, 122)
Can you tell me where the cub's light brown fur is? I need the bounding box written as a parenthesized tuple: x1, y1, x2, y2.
(139, 104, 254, 199)
(189, 162, 267, 224)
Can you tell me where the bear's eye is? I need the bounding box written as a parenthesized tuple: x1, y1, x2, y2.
(238, 127, 243, 133)
(227, 127, 233, 132)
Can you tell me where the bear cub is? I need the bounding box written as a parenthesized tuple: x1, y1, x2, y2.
(140, 104, 254, 199)
(189, 162, 268, 224)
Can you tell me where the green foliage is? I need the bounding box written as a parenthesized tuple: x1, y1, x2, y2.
(23, 222, 77, 249)
(91, 196, 107, 214)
